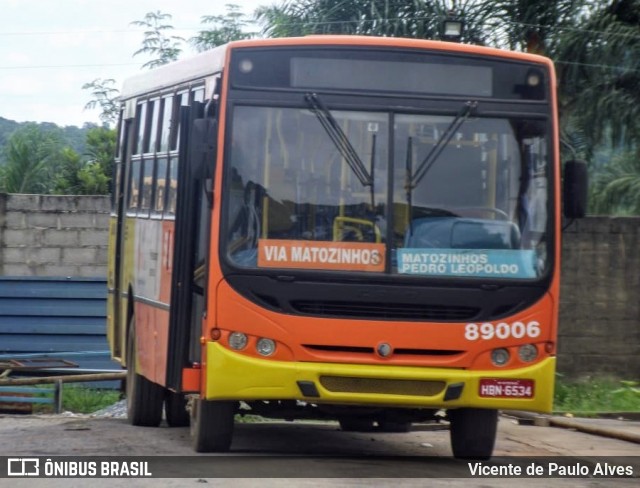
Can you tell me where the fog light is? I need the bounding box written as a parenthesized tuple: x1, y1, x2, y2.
(518, 344, 538, 362)
(256, 338, 276, 357)
(229, 332, 248, 350)
(491, 348, 510, 367)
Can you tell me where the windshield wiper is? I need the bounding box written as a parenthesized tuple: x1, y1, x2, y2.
(409, 100, 478, 188)
(304, 92, 373, 187)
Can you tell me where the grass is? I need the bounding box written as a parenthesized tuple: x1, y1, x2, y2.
(553, 377, 640, 416)
(31, 384, 121, 414)
(61, 385, 121, 414)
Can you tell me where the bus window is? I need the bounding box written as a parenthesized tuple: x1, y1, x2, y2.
(193, 87, 205, 103)
(226, 105, 388, 268)
(146, 99, 160, 154)
(135, 102, 148, 155)
(393, 115, 549, 279)
(159, 96, 173, 152)
(128, 159, 142, 211)
(155, 157, 168, 213)
(171, 92, 189, 151)
(140, 158, 155, 213)
(166, 156, 179, 216)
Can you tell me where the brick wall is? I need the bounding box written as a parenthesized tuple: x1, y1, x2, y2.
(0, 194, 109, 277)
(0, 192, 638, 378)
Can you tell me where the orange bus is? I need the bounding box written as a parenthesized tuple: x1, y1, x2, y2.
(107, 36, 587, 459)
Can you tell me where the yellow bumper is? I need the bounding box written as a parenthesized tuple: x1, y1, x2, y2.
(205, 342, 555, 413)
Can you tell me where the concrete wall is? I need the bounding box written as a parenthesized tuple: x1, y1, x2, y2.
(559, 217, 640, 379)
(0, 194, 109, 277)
(0, 192, 638, 378)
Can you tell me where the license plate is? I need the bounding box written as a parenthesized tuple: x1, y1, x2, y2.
(479, 378, 534, 398)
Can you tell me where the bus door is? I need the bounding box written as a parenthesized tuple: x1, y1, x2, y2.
(110, 116, 134, 361)
(166, 101, 218, 391)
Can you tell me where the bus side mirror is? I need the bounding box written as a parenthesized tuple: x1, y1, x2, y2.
(563, 160, 588, 219)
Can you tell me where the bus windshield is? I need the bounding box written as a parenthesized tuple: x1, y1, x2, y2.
(225, 104, 549, 280)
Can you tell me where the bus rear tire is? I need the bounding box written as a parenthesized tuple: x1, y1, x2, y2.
(165, 390, 190, 427)
(191, 398, 236, 452)
(126, 321, 164, 427)
(449, 408, 498, 460)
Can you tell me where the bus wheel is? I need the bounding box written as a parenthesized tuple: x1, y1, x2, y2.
(338, 417, 375, 432)
(449, 408, 498, 460)
(191, 398, 236, 452)
(165, 391, 190, 427)
(125, 321, 164, 427)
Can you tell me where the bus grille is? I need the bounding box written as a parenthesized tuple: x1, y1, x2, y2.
(291, 300, 479, 321)
(319, 376, 446, 397)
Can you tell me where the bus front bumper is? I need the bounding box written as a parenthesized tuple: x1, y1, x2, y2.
(204, 342, 555, 413)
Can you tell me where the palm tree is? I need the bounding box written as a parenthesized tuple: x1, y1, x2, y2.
(590, 150, 640, 215)
(255, 0, 491, 44)
(0, 125, 61, 194)
(556, 0, 640, 154)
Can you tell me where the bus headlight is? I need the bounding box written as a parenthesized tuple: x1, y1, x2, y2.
(518, 344, 538, 362)
(228, 332, 248, 350)
(491, 348, 510, 367)
(256, 338, 276, 357)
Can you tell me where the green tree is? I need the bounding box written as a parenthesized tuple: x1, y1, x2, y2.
(85, 127, 116, 193)
(191, 4, 256, 51)
(484, 0, 580, 54)
(53, 147, 85, 194)
(54, 127, 116, 195)
(82, 78, 120, 126)
(0, 124, 62, 194)
(590, 150, 640, 215)
(132, 11, 184, 69)
(556, 0, 640, 154)
(255, 0, 490, 42)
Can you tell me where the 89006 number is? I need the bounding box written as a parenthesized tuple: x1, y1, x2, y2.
(464, 321, 541, 341)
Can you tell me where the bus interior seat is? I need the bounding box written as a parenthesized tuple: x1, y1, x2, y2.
(405, 217, 521, 250)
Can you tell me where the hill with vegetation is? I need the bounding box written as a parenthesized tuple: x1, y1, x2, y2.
(0, 117, 114, 195)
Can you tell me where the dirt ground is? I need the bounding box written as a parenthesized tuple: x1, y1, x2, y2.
(0, 409, 638, 485)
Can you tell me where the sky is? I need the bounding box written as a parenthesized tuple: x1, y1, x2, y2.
(0, 0, 268, 127)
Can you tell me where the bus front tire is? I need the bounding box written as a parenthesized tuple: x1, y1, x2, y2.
(449, 408, 498, 460)
(191, 399, 236, 452)
(126, 322, 164, 427)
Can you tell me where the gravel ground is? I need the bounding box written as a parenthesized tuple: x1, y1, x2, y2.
(90, 399, 127, 418)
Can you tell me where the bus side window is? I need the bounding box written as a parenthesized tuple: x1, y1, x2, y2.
(146, 99, 160, 154)
(192, 86, 205, 103)
(159, 96, 173, 153)
(155, 158, 168, 213)
(135, 102, 147, 155)
(140, 158, 154, 214)
(171, 92, 189, 151)
(166, 156, 179, 216)
(128, 159, 141, 212)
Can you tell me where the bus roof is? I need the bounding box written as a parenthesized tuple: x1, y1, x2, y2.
(120, 35, 553, 101)
(120, 43, 228, 100)
(227, 35, 552, 67)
